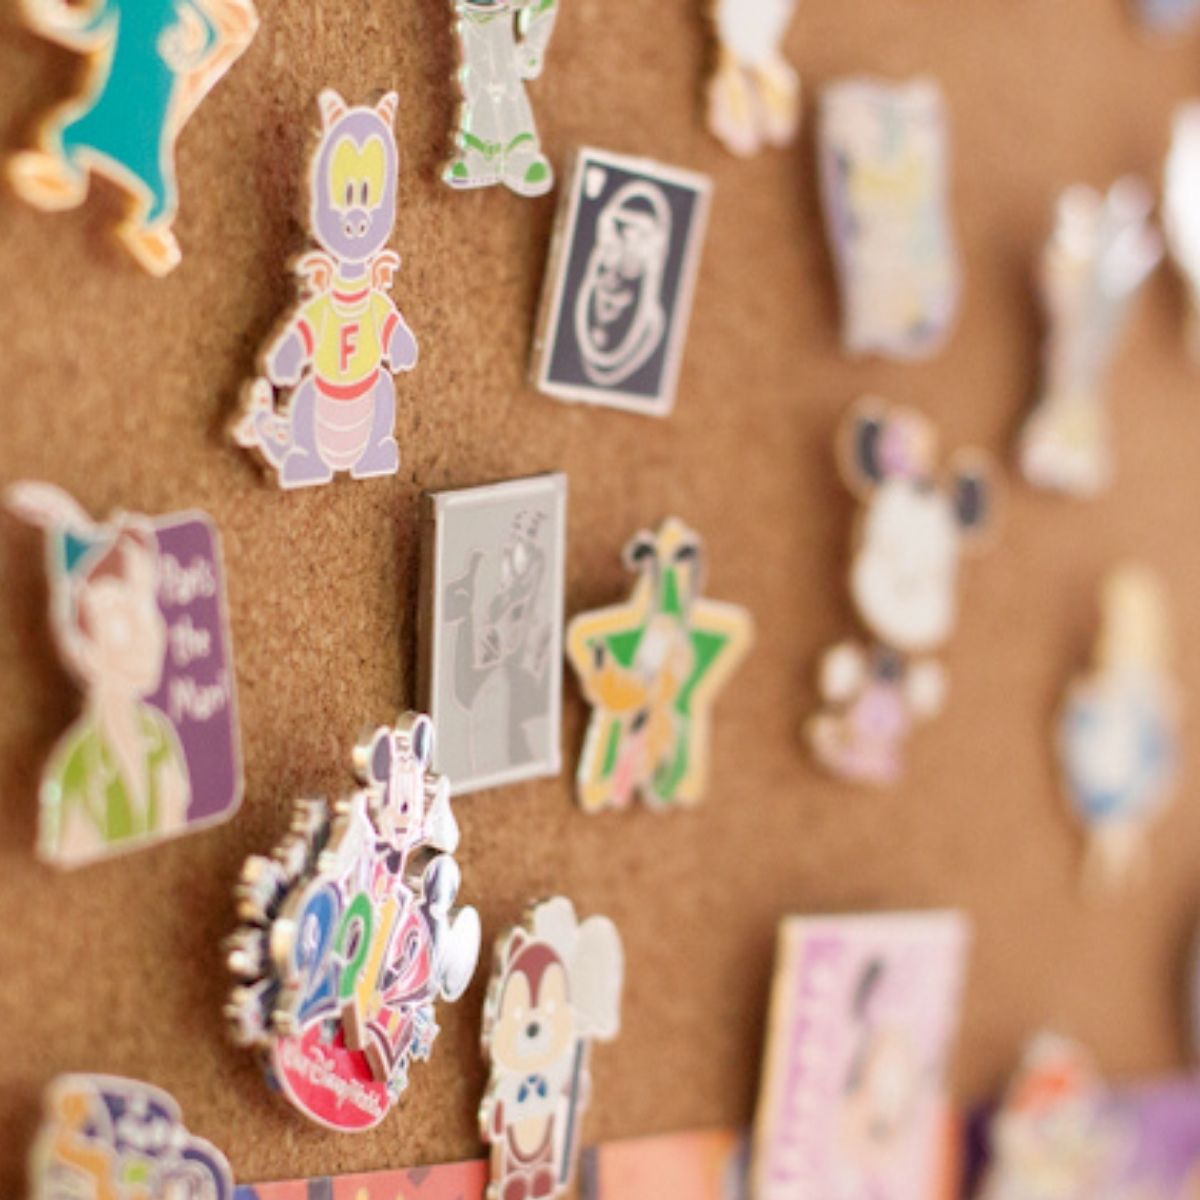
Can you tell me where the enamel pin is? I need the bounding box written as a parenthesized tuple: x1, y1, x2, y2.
(1165, 105, 1200, 361)
(480, 897, 624, 1200)
(7, 482, 242, 868)
(8, 0, 257, 276)
(751, 912, 969, 1200)
(30, 1074, 232, 1200)
(445, 0, 558, 195)
(807, 401, 997, 786)
(818, 78, 960, 361)
(566, 517, 753, 812)
(1058, 566, 1179, 896)
(231, 90, 419, 490)
(706, 0, 800, 157)
(1135, 0, 1200, 31)
(225, 712, 480, 1131)
(1018, 179, 1162, 498)
(419, 474, 567, 796)
(531, 148, 712, 417)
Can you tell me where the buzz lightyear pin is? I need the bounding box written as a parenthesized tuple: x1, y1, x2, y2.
(1165, 105, 1200, 361)
(1018, 179, 1162, 498)
(566, 517, 753, 813)
(806, 401, 998, 786)
(225, 713, 481, 1131)
(818, 78, 961, 361)
(8, 0, 258, 276)
(706, 0, 801, 157)
(231, 90, 419, 490)
(30, 1074, 232, 1200)
(480, 897, 624, 1200)
(445, 0, 558, 195)
(1058, 566, 1179, 896)
(7, 482, 242, 868)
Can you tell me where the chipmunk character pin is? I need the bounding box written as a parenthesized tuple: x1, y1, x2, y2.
(8, 0, 257, 275)
(807, 401, 998, 786)
(480, 898, 624, 1200)
(566, 517, 753, 813)
(706, 0, 800, 157)
(232, 90, 419, 490)
(1018, 179, 1161, 497)
(225, 713, 480, 1131)
(1058, 566, 1179, 896)
(445, 0, 558, 195)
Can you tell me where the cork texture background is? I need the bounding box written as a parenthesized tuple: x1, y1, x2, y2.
(3, 0, 1200, 1192)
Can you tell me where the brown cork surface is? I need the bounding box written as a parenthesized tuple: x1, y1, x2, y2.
(3, 0, 1200, 1193)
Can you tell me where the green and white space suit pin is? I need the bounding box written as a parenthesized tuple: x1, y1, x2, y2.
(445, 0, 558, 197)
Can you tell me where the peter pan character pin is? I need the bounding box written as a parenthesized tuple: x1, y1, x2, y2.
(30, 1074, 232, 1200)
(566, 517, 753, 813)
(7, 482, 242, 868)
(818, 78, 960, 361)
(419, 474, 567, 796)
(480, 897, 624, 1200)
(531, 148, 712, 417)
(8, 0, 257, 277)
(1018, 179, 1162, 498)
(751, 912, 969, 1200)
(1165, 104, 1200, 361)
(445, 0, 557, 196)
(807, 401, 997, 787)
(231, 90, 419, 490)
(225, 713, 481, 1131)
(706, 0, 800, 157)
(1058, 565, 1179, 896)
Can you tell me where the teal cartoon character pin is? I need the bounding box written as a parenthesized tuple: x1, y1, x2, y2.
(445, 0, 558, 195)
(8, 0, 259, 275)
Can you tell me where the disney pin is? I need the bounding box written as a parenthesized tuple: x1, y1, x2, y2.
(1165, 104, 1200, 361)
(807, 401, 997, 786)
(706, 0, 800, 157)
(445, 0, 558, 195)
(976, 1034, 1115, 1200)
(566, 517, 753, 813)
(818, 78, 960, 361)
(419, 474, 567, 795)
(1058, 566, 1179, 896)
(8, 0, 257, 276)
(231, 90, 419, 490)
(1135, 0, 1200, 31)
(751, 911, 969, 1200)
(1018, 179, 1162, 498)
(225, 712, 481, 1131)
(6, 482, 242, 868)
(480, 897, 624, 1200)
(531, 148, 712, 417)
(30, 1074, 232, 1200)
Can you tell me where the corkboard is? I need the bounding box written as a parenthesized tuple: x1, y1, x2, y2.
(3, 0, 1200, 1193)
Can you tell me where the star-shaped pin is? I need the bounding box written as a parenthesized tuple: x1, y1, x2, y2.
(566, 517, 754, 812)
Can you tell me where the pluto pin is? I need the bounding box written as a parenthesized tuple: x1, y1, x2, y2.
(1018, 179, 1162, 497)
(806, 401, 997, 786)
(30, 1074, 232, 1200)
(818, 78, 960, 360)
(231, 90, 419, 490)
(566, 517, 753, 813)
(7, 482, 242, 868)
(1058, 566, 1179, 896)
(480, 898, 624, 1200)
(225, 713, 481, 1131)
(706, 0, 801, 157)
(8, 0, 257, 275)
(445, 0, 558, 195)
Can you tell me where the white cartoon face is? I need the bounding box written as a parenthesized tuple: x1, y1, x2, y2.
(74, 531, 166, 696)
(575, 181, 671, 387)
(851, 481, 962, 653)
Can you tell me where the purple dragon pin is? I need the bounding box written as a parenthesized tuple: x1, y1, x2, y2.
(232, 90, 419, 489)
